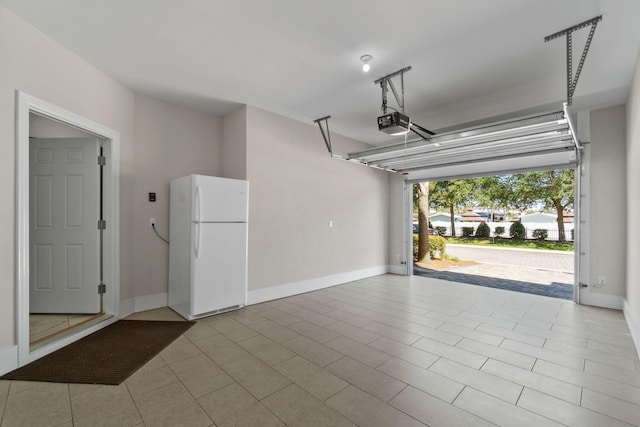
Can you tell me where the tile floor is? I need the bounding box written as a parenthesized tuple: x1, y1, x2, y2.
(2, 274, 640, 426)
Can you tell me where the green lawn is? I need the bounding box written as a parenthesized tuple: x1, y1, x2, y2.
(442, 236, 574, 252)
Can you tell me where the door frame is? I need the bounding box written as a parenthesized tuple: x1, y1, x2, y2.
(16, 91, 120, 366)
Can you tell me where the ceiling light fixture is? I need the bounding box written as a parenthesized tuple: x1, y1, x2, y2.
(360, 54, 372, 72)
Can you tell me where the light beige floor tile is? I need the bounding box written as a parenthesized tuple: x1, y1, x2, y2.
(125, 307, 185, 321)
(71, 383, 141, 427)
(324, 320, 380, 344)
(424, 311, 481, 329)
(356, 308, 409, 329)
(274, 356, 348, 401)
(481, 359, 581, 404)
(68, 383, 104, 398)
(585, 359, 640, 387)
(551, 324, 634, 348)
(191, 333, 251, 365)
(287, 320, 340, 344)
(292, 309, 336, 327)
(263, 384, 356, 427)
(2, 382, 72, 427)
(544, 339, 637, 371)
(210, 319, 260, 342)
(390, 385, 495, 427)
(476, 323, 546, 347)
(438, 322, 504, 346)
(363, 321, 422, 345)
(183, 321, 219, 341)
(125, 356, 180, 398)
(326, 385, 424, 427)
(159, 335, 203, 365)
(377, 357, 464, 403)
(534, 359, 640, 406)
(501, 338, 585, 370)
(453, 386, 563, 427)
(249, 319, 299, 343)
(325, 336, 390, 368)
(266, 300, 304, 314)
(133, 381, 212, 427)
(198, 383, 283, 427)
(514, 323, 589, 347)
(0, 380, 10, 417)
(518, 388, 632, 427)
(413, 337, 488, 369)
(224, 309, 268, 326)
(325, 310, 372, 327)
(237, 335, 297, 366)
(326, 356, 406, 402)
(169, 353, 234, 398)
(581, 388, 640, 426)
(458, 311, 517, 330)
(222, 355, 290, 400)
(401, 312, 445, 329)
(281, 335, 343, 367)
(587, 339, 639, 359)
(429, 358, 522, 403)
(258, 308, 303, 326)
(456, 338, 536, 370)
(369, 336, 439, 368)
(404, 323, 463, 346)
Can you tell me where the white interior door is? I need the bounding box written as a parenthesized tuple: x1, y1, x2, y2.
(29, 137, 100, 313)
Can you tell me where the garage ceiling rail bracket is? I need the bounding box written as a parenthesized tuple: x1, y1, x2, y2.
(545, 15, 602, 106)
(314, 115, 333, 155)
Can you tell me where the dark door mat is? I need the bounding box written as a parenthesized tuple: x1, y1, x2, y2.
(1, 320, 194, 385)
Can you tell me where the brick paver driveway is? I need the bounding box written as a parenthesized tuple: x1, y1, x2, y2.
(414, 244, 575, 300)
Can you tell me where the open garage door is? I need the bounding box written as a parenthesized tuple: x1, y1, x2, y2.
(346, 108, 580, 182)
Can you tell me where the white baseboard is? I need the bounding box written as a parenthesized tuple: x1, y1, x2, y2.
(119, 298, 135, 319)
(247, 266, 387, 305)
(119, 292, 168, 318)
(387, 265, 408, 275)
(623, 299, 640, 359)
(0, 345, 18, 376)
(579, 290, 623, 310)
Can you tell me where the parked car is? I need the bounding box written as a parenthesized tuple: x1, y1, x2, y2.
(412, 223, 438, 235)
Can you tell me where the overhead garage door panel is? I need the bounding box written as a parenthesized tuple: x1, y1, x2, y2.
(346, 109, 580, 182)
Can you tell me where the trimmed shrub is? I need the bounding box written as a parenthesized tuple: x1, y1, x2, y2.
(475, 222, 490, 238)
(510, 221, 526, 240)
(533, 229, 548, 240)
(435, 226, 447, 236)
(429, 236, 447, 259)
(413, 234, 418, 258)
(462, 226, 475, 237)
(494, 226, 505, 237)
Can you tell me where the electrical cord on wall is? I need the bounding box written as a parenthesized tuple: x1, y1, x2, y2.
(152, 223, 170, 244)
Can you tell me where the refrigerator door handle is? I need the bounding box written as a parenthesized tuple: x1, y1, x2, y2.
(194, 222, 200, 258)
(195, 185, 201, 223)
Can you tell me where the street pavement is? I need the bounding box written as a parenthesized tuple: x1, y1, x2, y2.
(414, 244, 575, 300)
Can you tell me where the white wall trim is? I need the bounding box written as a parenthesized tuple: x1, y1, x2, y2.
(623, 299, 640, 359)
(579, 290, 623, 310)
(134, 292, 168, 313)
(0, 346, 18, 376)
(119, 298, 135, 319)
(387, 265, 407, 275)
(247, 266, 387, 305)
(15, 91, 121, 367)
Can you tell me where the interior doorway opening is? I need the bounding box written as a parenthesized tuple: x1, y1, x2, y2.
(410, 168, 577, 301)
(16, 91, 121, 366)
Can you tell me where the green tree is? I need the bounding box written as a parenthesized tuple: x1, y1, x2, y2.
(429, 179, 474, 237)
(416, 182, 431, 263)
(512, 169, 574, 241)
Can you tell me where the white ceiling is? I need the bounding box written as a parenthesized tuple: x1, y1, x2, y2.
(2, 0, 640, 146)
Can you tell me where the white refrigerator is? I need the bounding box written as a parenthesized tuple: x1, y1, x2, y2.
(168, 174, 248, 320)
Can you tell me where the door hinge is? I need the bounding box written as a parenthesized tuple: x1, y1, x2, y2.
(579, 283, 588, 288)
(98, 283, 106, 294)
(98, 220, 107, 230)
(98, 155, 106, 166)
